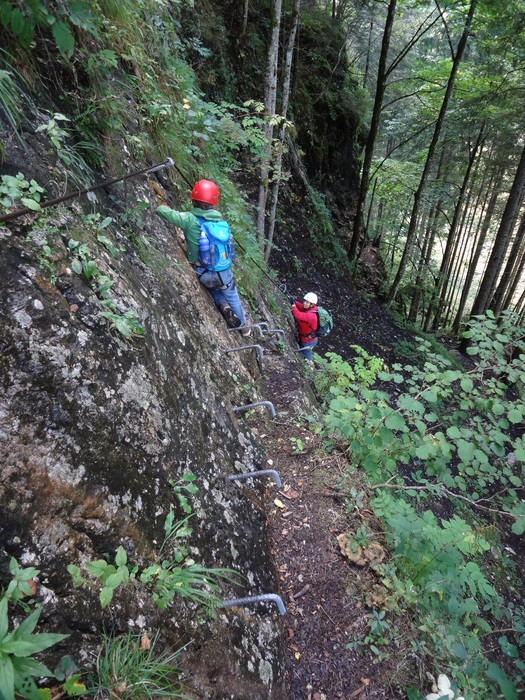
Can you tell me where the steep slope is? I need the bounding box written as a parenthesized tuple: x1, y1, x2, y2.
(0, 120, 306, 697)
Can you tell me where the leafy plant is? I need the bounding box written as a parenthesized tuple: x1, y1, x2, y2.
(2, 558, 39, 607)
(315, 325, 525, 694)
(36, 113, 93, 189)
(0, 595, 68, 700)
(69, 506, 240, 616)
(289, 436, 305, 454)
(314, 347, 384, 396)
(0, 173, 45, 213)
(169, 473, 198, 515)
(0, 57, 25, 157)
(0, 1, 98, 58)
(68, 545, 132, 609)
(67, 237, 145, 338)
(140, 511, 239, 616)
(99, 309, 145, 338)
(89, 631, 188, 699)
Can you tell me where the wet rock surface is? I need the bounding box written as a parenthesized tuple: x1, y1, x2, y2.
(1, 137, 294, 698)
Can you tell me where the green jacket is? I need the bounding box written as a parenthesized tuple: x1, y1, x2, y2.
(156, 205, 225, 264)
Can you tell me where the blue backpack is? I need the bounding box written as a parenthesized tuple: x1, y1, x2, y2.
(195, 216, 236, 272)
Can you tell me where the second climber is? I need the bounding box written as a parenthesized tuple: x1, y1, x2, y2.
(291, 292, 319, 361)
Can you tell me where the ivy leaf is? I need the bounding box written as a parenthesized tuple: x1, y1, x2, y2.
(71, 259, 82, 274)
(511, 519, 525, 535)
(508, 408, 523, 424)
(10, 7, 26, 35)
(415, 445, 429, 459)
(63, 674, 87, 696)
(20, 197, 41, 211)
(99, 587, 113, 608)
(0, 4, 12, 28)
(421, 390, 437, 403)
(385, 412, 406, 431)
(460, 377, 473, 392)
(498, 635, 519, 658)
(84, 560, 108, 579)
(115, 546, 127, 567)
(457, 440, 474, 463)
(446, 426, 461, 439)
(486, 662, 518, 700)
(51, 20, 75, 58)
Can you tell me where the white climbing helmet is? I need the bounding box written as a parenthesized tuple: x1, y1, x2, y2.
(304, 292, 318, 305)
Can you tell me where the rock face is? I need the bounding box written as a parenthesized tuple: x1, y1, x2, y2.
(0, 137, 289, 698)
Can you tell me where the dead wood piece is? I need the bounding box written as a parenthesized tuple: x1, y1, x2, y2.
(293, 583, 311, 599)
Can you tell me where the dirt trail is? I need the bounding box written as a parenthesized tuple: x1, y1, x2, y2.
(244, 344, 416, 700)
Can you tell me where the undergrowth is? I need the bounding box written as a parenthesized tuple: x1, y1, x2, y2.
(312, 312, 525, 699)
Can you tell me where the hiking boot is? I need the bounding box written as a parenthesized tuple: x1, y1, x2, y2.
(240, 325, 251, 337)
(218, 303, 241, 328)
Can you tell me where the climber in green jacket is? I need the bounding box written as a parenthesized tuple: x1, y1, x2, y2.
(156, 179, 249, 335)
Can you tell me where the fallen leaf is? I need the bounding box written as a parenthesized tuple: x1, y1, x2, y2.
(298, 480, 303, 486)
(287, 628, 294, 639)
(282, 529, 289, 536)
(295, 652, 301, 660)
(290, 644, 299, 652)
(139, 633, 151, 650)
(274, 499, 285, 509)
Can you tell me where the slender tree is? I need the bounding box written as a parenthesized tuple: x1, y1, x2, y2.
(491, 210, 525, 316)
(430, 127, 485, 327)
(265, 0, 301, 263)
(257, 0, 282, 246)
(470, 144, 525, 316)
(387, 0, 478, 305)
(451, 170, 501, 334)
(349, 0, 397, 261)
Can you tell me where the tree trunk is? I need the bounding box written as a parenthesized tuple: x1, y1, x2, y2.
(257, 0, 282, 246)
(410, 148, 447, 324)
(265, 0, 301, 263)
(433, 181, 475, 329)
(363, 8, 374, 89)
(386, 0, 478, 306)
(502, 233, 525, 313)
(451, 173, 499, 334)
(470, 144, 525, 316)
(240, 0, 249, 39)
(442, 197, 475, 328)
(431, 127, 484, 327)
(349, 0, 397, 261)
(492, 212, 525, 316)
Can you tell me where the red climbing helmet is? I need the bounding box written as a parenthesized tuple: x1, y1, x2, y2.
(191, 179, 219, 206)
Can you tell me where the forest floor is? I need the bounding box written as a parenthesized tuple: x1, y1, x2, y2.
(242, 209, 524, 699)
